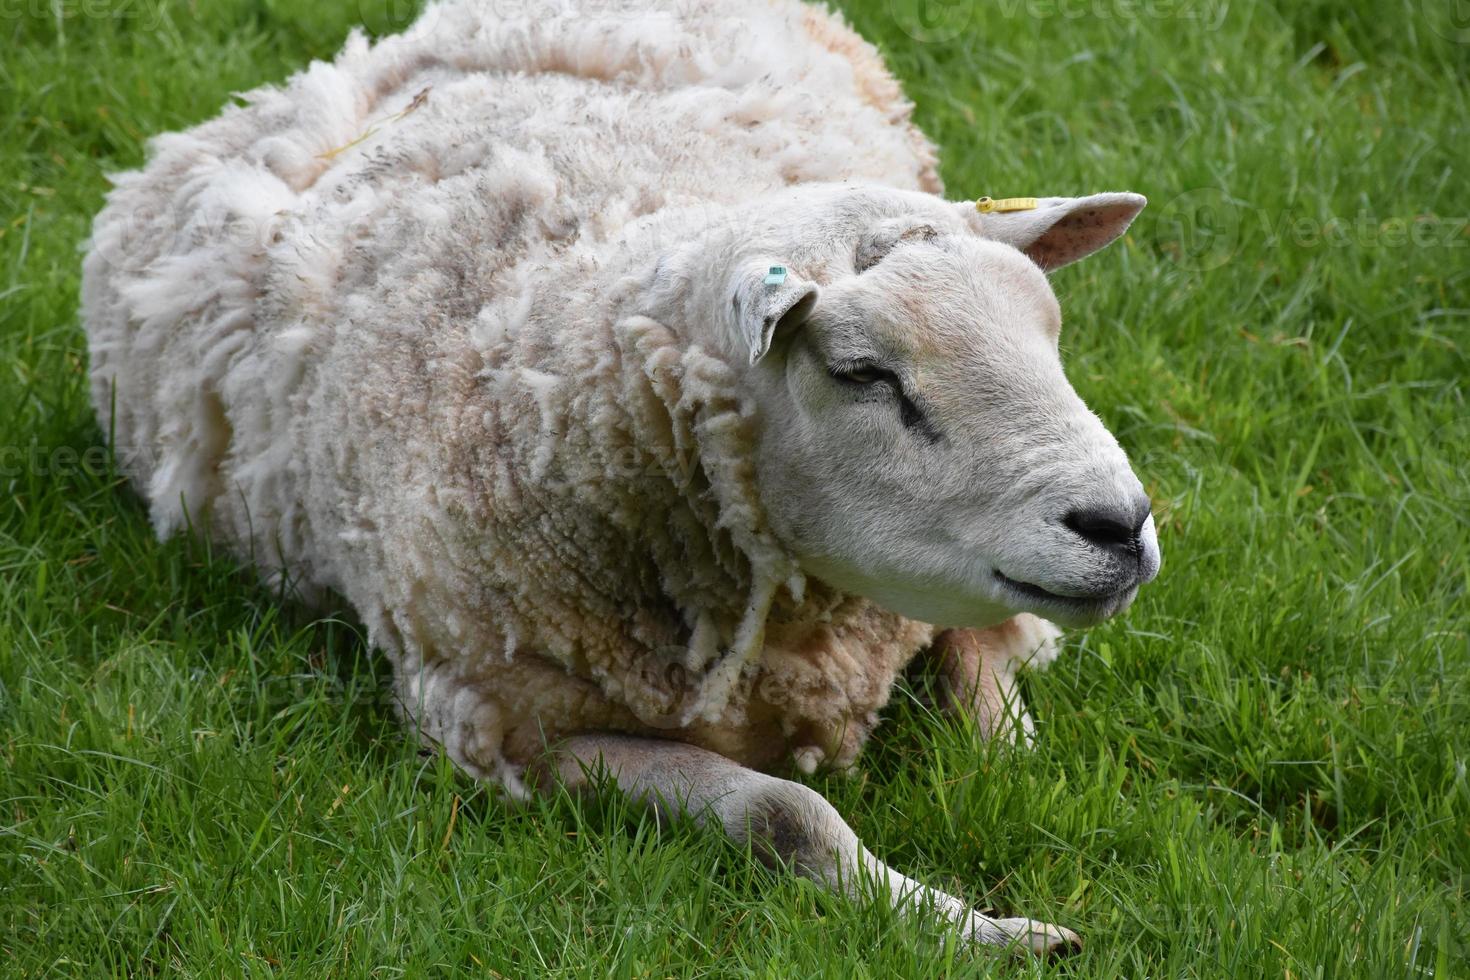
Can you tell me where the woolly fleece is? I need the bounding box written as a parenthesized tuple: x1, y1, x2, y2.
(82, 0, 960, 791)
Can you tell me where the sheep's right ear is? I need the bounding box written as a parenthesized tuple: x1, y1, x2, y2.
(959, 193, 1146, 271)
(730, 262, 819, 365)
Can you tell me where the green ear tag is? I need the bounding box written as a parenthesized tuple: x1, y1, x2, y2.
(763, 266, 788, 286)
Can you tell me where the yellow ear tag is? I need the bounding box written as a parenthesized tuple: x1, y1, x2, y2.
(975, 196, 1039, 213)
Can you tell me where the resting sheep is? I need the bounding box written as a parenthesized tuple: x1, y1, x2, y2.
(81, 0, 1160, 955)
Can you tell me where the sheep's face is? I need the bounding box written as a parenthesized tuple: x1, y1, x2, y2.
(734, 188, 1159, 628)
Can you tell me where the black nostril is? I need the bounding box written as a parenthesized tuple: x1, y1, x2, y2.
(1063, 495, 1151, 555)
(1063, 507, 1135, 550)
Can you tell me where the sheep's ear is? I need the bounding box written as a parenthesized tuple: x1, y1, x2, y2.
(731, 263, 819, 365)
(960, 192, 1146, 271)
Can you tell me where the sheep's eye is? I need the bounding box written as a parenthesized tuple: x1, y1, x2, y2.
(830, 363, 888, 386)
(828, 361, 942, 443)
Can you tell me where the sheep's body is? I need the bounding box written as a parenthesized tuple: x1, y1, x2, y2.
(85, 1, 1162, 950)
(82, 0, 957, 790)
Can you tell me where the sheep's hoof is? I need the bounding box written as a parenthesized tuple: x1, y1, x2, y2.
(988, 918, 1083, 958)
(1028, 922, 1082, 959)
(1037, 924, 1084, 959)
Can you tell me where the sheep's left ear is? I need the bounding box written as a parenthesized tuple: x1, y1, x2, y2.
(960, 193, 1146, 271)
(731, 262, 819, 365)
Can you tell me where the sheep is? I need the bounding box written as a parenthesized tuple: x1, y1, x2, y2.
(80, 0, 1159, 956)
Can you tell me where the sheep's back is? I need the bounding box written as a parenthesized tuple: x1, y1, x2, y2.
(80, 0, 938, 602)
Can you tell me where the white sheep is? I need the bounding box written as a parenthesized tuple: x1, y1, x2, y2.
(81, 0, 1159, 955)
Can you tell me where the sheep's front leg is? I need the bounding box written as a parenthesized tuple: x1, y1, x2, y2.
(546, 734, 1080, 957)
(927, 615, 1063, 744)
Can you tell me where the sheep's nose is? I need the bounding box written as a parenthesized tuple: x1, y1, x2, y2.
(1063, 494, 1152, 558)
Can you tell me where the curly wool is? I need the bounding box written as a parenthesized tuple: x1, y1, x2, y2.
(82, 0, 943, 790)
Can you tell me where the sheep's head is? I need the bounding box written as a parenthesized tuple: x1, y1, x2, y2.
(711, 185, 1159, 629)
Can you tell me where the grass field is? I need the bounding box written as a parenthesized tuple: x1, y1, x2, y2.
(3, 0, 1468, 975)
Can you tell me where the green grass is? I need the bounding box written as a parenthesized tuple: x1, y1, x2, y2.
(3, 0, 1468, 975)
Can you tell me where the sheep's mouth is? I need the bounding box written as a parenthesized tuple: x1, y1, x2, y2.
(992, 570, 1135, 619)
